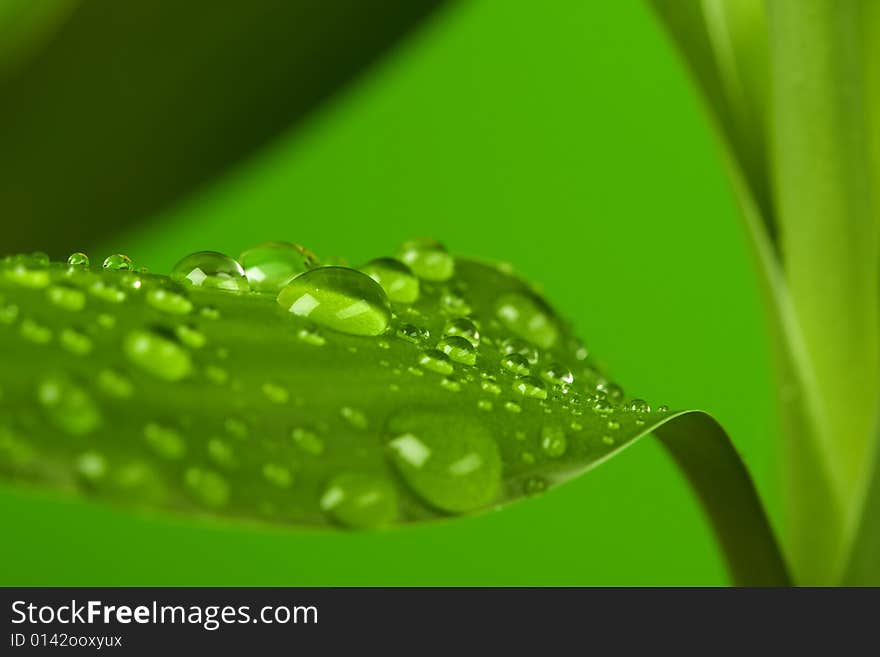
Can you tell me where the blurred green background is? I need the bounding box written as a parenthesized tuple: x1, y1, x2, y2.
(0, 0, 777, 585)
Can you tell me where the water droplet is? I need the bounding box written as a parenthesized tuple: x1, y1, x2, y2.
(200, 306, 220, 320)
(521, 451, 535, 464)
(171, 251, 249, 292)
(607, 419, 620, 431)
(67, 252, 90, 268)
(480, 378, 501, 395)
(436, 335, 476, 366)
(523, 477, 547, 496)
(224, 417, 249, 439)
(418, 349, 454, 375)
(262, 463, 293, 488)
(396, 323, 429, 344)
(513, 376, 548, 400)
(143, 422, 186, 459)
(386, 410, 501, 513)
(184, 467, 229, 508)
(120, 273, 143, 291)
(443, 318, 480, 346)
(124, 329, 192, 381)
(276, 267, 390, 336)
(205, 365, 228, 385)
(501, 338, 538, 364)
(540, 425, 567, 457)
(292, 427, 324, 455)
(0, 303, 19, 325)
(297, 327, 326, 346)
(37, 375, 101, 435)
(88, 280, 126, 304)
(174, 324, 206, 349)
(47, 285, 86, 312)
(146, 287, 193, 315)
(440, 376, 462, 392)
(19, 317, 52, 344)
(340, 406, 368, 429)
(657, 405, 670, 413)
(396, 238, 454, 282)
(96, 313, 116, 330)
(602, 435, 615, 446)
(540, 362, 573, 386)
(207, 438, 237, 468)
(504, 401, 522, 413)
(102, 254, 132, 271)
(592, 398, 615, 415)
(320, 473, 398, 529)
(596, 381, 623, 402)
(239, 241, 317, 293)
(360, 258, 419, 303)
(76, 451, 107, 481)
(629, 399, 651, 414)
(262, 382, 289, 404)
(501, 353, 530, 375)
(477, 399, 493, 411)
(5, 260, 49, 288)
(59, 328, 92, 355)
(97, 369, 133, 398)
(495, 292, 559, 349)
(440, 292, 471, 316)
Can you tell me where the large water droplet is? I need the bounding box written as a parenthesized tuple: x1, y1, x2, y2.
(501, 353, 530, 376)
(102, 254, 133, 271)
(437, 336, 476, 366)
(239, 241, 317, 293)
(495, 292, 559, 349)
(541, 362, 573, 386)
(386, 410, 501, 513)
(171, 251, 249, 292)
(124, 329, 192, 381)
(37, 375, 101, 435)
(443, 317, 480, 346)
(360, 258, 420, 303)
(396, 239, 454, 282)
(320, 473, 398, 529)
(396, 323, 429, 344)
(276, 267, 390, 336)
(67, 252, 90, 268)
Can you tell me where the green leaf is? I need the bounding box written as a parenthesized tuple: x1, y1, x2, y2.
(843, 415, 880, 585)
(768, 0, 880, 583)
(0, 0, 444, 257)
(0, 247, 788, 585)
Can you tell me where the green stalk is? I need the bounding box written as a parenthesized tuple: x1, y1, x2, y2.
(768, 0, 879, 583)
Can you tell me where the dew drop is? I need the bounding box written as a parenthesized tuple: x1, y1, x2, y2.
(207, 438, 237, 468)
(440, 376, 462, 392)
(124, 329, 192, 381)
(504, 401, 522, 414)
(146, 288, 193, 315)
(418, 349, 454, 375)
(436, 335, 476, 366)
(97, 369, 133, 398)
(239, 241, 318, 293)
(102, 254, 132, 271)
(88, 280, 126, 304)
(0, 303, 19, 325)
(59, 328, 92, 355)
(143, 422, 186, 459)
(396, 238, 454, 282)
(47, 285, 86, 312)
(396, 323, 429, 344)
(67, 252, 90, 268)
(540, 362, 574, 386)
(340, 406, 368, 430)
(523, 477, 548, 496)
(386, 410, 501, 513)
(501, 353, 530, 376)
(480, 378, 501, 395)
(495, 292, 559, 349)
(171, 251, 249, 292)
(263, 463, 293, 488)
(20, 318, 52, 344)
(184, 467, 230, 508)
(262, 382, 290, 404)
(5, 260, 49, 288)
(477, 399, 493, 411)
(501, 338, 539, 365)
(513, 376, 548, 400)
(37, 375, 101, 435)
(292, 427, 324, 455)
(174, 324, 206, 349)
(276, 267, 390, 336)
(320, 473, 398, 529)
(224, 417, 249, 439)
(76, 451, 107, 482)
(204, 365, 228, 385)
(629, 399, 651, 414)
(540, 425, 568, 457)
(443, 317, 480, 346)
(297, 327, 326, 346)
(360, 258, 420, 303)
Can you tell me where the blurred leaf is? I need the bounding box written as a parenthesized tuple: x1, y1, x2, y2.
(0, 0, 78, 79)
(0, 0, 445, 257)
(0, 250, 788, 585)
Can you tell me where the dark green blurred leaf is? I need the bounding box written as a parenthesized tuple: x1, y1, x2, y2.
(0, 0, 445, 257)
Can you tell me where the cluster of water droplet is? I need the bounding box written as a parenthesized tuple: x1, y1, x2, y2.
(0, 241, 669, 529)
